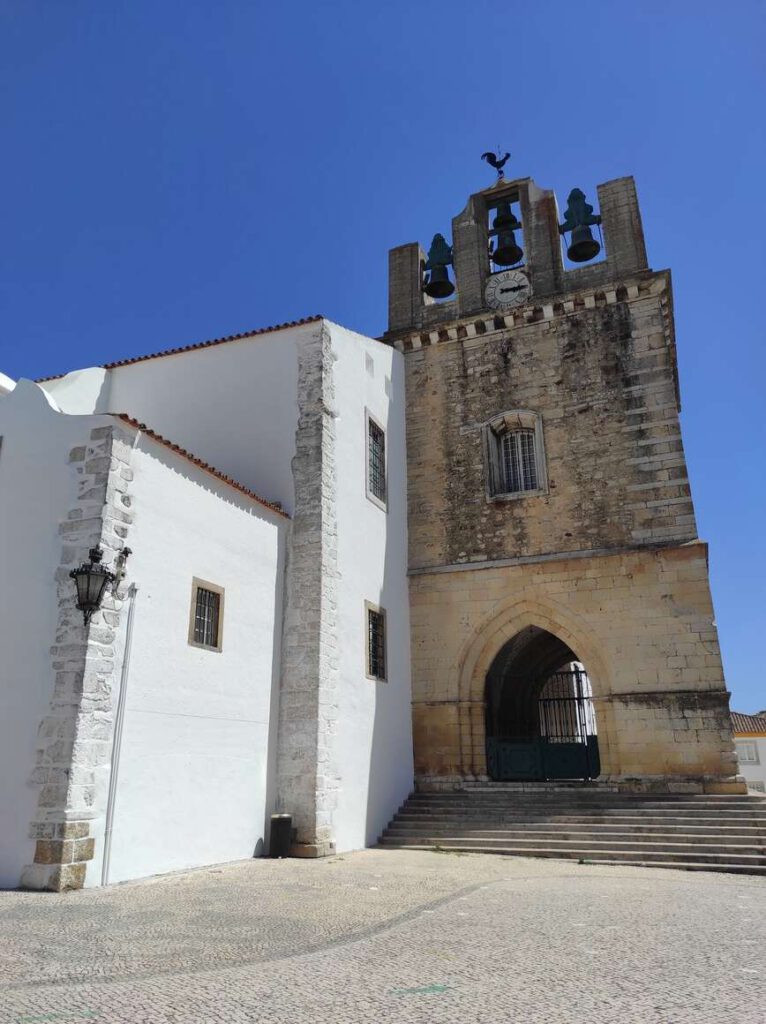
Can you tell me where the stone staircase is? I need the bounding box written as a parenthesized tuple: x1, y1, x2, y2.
(378, 787, 766, 875)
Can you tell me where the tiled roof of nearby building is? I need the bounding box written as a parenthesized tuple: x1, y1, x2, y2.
(35, 314, 324, 382)
(115, 414, 289, 519)
(731, 711, 766, 735)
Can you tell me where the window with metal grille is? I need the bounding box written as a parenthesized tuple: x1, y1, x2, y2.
(501, 429, 538, 493)
(367, 415, 386, 507)
(189, 580, 224, 651)
(366, 604, 387, 681)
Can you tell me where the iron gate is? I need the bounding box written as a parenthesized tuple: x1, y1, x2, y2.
(486, 667, 600, 781)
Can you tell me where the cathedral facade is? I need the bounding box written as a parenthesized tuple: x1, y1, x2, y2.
(384, 174, 738, 791)
(0, 172, 742, 891)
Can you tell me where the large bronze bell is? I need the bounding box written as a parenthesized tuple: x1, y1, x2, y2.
(423, 233, 456, 298)
(559, 188, 602, 263)
(490, 203, 523, 266)
(424, 264, 455, 298)
(567, 224, 601, 263)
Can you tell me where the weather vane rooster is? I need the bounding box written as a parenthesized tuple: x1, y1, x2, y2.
(481, 150, 510, 179)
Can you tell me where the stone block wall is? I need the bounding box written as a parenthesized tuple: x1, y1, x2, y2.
(21, 424, 134, 891)
(401, 274, 693, 572)
(276, 325, 340, 857)
(409, 543, 740, 791)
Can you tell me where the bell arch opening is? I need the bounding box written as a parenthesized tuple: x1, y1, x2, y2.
(484, 625, 600, 781)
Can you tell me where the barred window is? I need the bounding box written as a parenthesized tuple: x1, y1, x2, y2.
(501, 429, 538, 493)
(485, 410, 547, 500)
(366, 603, 387, 681)
(188, 579, 224, 651)
(366, 413, 387, 508)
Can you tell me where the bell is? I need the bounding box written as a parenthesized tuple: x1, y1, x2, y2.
(424, 264, 455, 298)
(491, 204, 523, 266)
(492, 230, 524, 267)
(567, 224, 601, 263)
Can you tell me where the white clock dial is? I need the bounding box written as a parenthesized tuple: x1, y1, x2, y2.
(485, 269, 530, 310)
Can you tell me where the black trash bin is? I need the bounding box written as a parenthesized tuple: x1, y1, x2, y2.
(270, 813, 292, 858)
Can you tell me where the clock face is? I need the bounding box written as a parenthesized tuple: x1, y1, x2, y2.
(485, 269, 530, 310)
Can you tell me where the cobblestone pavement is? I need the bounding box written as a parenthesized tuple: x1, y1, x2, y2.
(1, 849, 765, 1023)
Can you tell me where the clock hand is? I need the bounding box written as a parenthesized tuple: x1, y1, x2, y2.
(499, 285, 525, 293)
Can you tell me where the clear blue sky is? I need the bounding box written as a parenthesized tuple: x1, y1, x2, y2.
(1, 2, 764, 710)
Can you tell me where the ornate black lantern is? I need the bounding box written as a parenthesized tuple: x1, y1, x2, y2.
(69, 548, 116, 626)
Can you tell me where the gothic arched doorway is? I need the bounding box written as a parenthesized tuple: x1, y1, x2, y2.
(484, 626, 600, 781)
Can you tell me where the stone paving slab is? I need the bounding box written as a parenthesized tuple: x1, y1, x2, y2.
(1, 849, 765, 1023)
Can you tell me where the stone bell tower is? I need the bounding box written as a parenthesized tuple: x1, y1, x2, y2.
(384, 172, 743, 793)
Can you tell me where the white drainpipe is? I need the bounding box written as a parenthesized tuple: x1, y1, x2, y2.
(101, 583, 139, 886)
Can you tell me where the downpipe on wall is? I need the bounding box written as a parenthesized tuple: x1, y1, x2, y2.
(101, 582, 139, 886)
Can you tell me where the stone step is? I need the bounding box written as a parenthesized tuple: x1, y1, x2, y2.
(386, 822, 766, 839)
(381, 829, 766, 853)
(378, 838, 766, 867)
(395, 811, 766, 825)
(407, 795, 766, 808)
(378, 845, 766, 876)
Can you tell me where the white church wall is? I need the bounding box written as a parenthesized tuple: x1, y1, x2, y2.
(41, 367, 112, 414)
(329, 323, 414, 851)
(85, 322, 316, 515)
(102, 430, 287, 884)
(0, 382, 110, 887)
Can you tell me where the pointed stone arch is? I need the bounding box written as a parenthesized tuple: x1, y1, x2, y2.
(453, 595, 616, 778)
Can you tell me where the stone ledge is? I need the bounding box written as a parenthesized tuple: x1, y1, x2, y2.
(289, 840, 337, 859)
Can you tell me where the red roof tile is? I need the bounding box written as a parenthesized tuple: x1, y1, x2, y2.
(114, 414, 288, 519)
(731, 711, 766, 735)
(35, 314, 323, 382)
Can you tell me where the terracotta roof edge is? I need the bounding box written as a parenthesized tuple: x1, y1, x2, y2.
(113, 414, 289, 519)
(34, 314, 325, 382)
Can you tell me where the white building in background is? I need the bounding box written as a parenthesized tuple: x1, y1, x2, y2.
(731, 713, 766, 793)
(0, 317, 413, 890)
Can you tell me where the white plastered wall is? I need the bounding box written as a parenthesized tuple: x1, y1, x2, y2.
(43, 324, 316, 515)
(329, 323, 414, 851)
(100, 432, 286, 884)
(735, 736, 766, 793)
(0, 382, 111, 887)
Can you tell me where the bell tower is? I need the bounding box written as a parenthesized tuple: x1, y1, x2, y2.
(385, 172, 742, 794)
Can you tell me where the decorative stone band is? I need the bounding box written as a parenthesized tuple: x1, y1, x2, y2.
(388, 274, 667, 353)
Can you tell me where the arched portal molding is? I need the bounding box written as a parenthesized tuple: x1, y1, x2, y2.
(456, 594, 611, 707)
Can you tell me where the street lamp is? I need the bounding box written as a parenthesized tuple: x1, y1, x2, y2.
(69, 547, 121, 626)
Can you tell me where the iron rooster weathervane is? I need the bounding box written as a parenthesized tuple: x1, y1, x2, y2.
(481, 149, 510, 179)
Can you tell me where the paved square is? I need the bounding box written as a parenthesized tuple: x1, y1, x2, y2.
(1, 850, 764, 1023)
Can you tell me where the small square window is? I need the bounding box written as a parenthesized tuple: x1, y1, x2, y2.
(365, 602, 387, 681)
(366, 412, 387, 510)
(188, 579, 224, 651)
(736, 741, 759, 764)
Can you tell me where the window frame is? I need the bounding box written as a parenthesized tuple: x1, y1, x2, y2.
(483, 408, 548, 501)
(365, 409, 388, 512)
(188, 577, 225, 653)
(736, 740, 760, 765)
(364, 600, 387, 682)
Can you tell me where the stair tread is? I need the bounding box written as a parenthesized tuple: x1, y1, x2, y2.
(379, 791, 766, 876)
(379, 841, 766, 861)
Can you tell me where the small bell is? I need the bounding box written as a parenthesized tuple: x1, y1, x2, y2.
(559, 188, 602, 263)
(490, 203, 523, 267)
(567, 224, 601, 263)
(424, 264, 454, 298)
(423, 233, 455, 298)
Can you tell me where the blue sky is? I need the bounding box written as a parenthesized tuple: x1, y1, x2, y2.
(1, 1, 764, 710)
